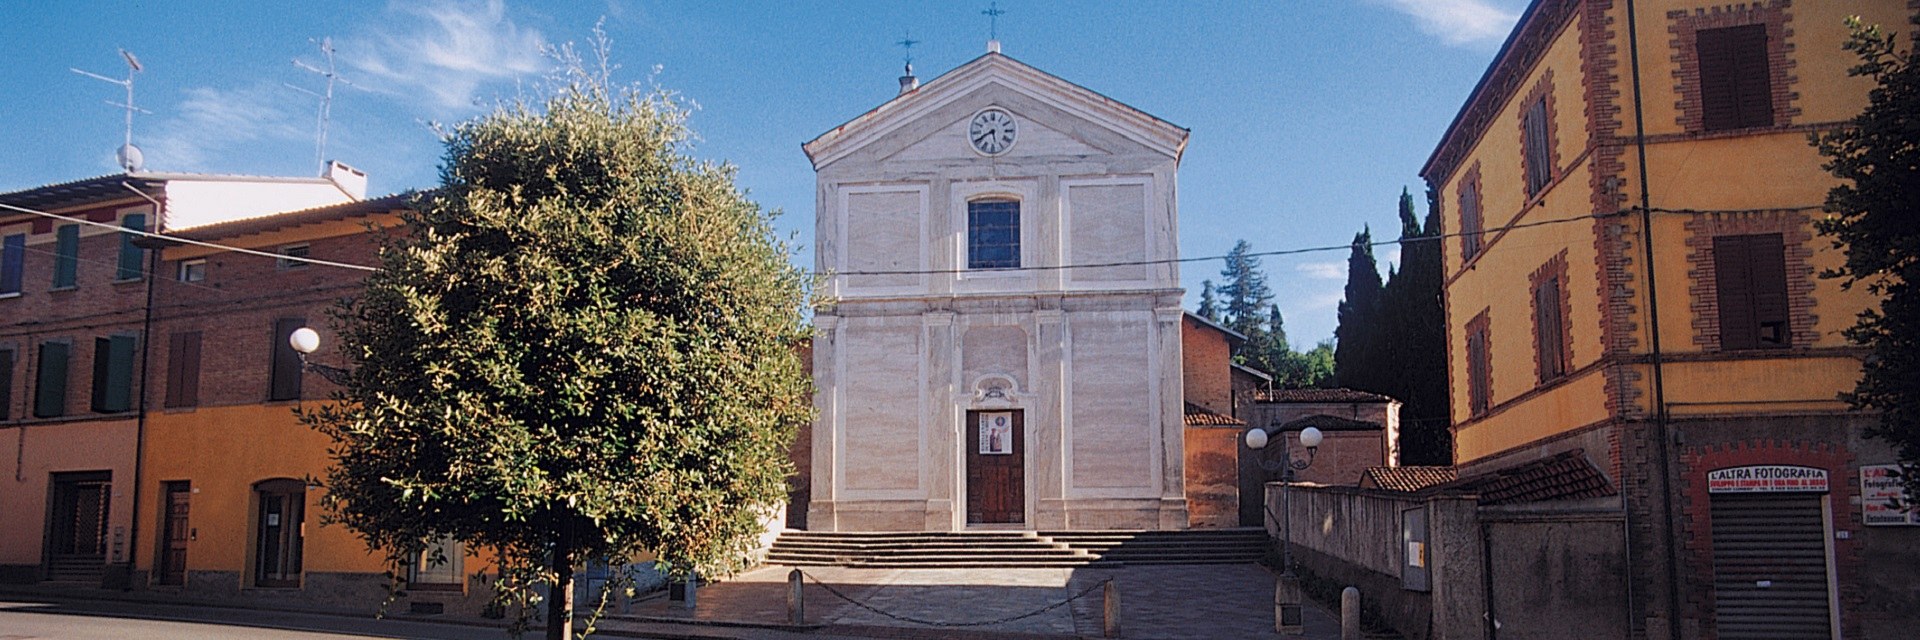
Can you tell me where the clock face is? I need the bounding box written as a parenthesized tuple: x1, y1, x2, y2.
(968, 108, 1017, 156)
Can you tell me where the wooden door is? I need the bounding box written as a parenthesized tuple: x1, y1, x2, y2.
(158, 482, 190, 586)
(966, 410, 1025, 524)
(254, 481, 305, 587)
(45, 471, 111, 582)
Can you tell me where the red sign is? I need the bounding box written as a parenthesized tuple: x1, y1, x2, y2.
(1707, 465, 1829, 493)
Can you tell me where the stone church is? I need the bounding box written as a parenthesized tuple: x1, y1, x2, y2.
(803, 45, 1192, 532)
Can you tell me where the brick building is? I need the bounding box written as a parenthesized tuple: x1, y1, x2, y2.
(1419, 1, 1920, 637)
(0, 168, 491, 614)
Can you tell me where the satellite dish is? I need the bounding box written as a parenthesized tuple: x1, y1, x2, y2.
(117, 143, 144, 172)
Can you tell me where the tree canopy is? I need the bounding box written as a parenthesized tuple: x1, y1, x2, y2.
(303, 52, 810, 638)
(1814, 14, 1920, 501)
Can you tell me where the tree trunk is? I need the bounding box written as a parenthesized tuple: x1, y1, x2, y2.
(547, 528, 574, 640)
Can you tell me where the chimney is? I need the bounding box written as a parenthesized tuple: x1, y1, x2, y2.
(898, 62, 919, 95)
(325, 160, 367, 200)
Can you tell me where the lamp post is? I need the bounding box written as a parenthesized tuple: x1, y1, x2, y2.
(288, 326, 351, 385)
(1247, 424, 1322, 635)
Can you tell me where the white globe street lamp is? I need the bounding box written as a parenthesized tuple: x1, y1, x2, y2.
(289, 327, 321, 355)
(1246, 424, 1324, 635)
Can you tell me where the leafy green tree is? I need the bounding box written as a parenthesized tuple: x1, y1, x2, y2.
(303, 54, 809, 639)
(1197, 280, 1222, 322)
(1814, 14, 1920, 501)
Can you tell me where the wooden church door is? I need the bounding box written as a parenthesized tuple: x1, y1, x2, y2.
(966, 410, 1025, 524)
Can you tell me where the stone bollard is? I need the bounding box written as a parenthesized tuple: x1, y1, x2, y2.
(1102, 579, 1121, 638)
(683, 571, 698, 610)
(787, 568, 805, 625)
(1341, 587, 1360, 640)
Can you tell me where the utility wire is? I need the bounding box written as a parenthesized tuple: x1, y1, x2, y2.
(0, 201, 377, 272)
(2, 200, 1831, 279)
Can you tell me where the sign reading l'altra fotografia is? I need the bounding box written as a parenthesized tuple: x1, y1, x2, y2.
(1707, 465, 1829, 493)
(1861, 464, 1919, 526)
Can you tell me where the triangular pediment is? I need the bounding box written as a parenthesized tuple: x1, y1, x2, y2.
(803, 52, 1188, 170)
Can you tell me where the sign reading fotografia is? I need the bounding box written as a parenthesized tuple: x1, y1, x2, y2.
(1707, 465, 1829, 494)
(1861, 464, 1919, 526)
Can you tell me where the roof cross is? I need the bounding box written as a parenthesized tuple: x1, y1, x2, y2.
(897, 31, 920, 75)
(982, 2, 1006, 42)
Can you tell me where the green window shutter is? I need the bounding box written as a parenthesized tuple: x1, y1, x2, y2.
(53, 224, 79, 289)
(35, 341, 69, 418)
(1, 233, 23, 295)
(269, 318, 305, 401)
(91, 335, 138, 413)
(0, 348, 13, 421)
(117, 214, 147, 281)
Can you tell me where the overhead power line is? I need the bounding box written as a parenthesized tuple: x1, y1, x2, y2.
(0, 200, 378, 272)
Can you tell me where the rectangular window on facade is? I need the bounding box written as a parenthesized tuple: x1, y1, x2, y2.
(0, 348, 13, 421)
(1714, 233, 1790, 350)
(91, 335, 137, 413)
(276, 245, 310, 270)
(1459, 183, 1483, 261)
(177, 258, 206, 283)
(1533, 274, 1569, 382)
(1698, 24, 1773, 131)
(53, 224, 79, 289)
(1467, 317, 1492, 417)
(1, 233, 24, 296)
(966, 200, 1020, 270)
(165, 331, 202, 408)
(411, 536, 465, 589)
(1522, 97, 1552, 196)
(269, 318, 305, 401)
(35, 341, 69, 418)
(116, 214, 146, 281)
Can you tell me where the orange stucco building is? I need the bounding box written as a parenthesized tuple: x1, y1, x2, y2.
(1420, 1, 1919, 636)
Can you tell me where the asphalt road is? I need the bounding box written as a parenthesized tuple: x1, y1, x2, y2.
(0, 599, 523, 639)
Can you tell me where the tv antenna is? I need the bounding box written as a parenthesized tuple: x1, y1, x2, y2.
(287, 37, 351, 174)
(71, 49, 150, 172)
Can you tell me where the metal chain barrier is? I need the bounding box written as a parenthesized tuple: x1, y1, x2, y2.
(800, 570, 1109, 628)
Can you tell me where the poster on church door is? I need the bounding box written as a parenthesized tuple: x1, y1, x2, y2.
(980, 412, 1014, 455)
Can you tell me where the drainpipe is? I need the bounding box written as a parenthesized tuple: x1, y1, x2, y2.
(1621, 3, 1683, 638)
(122, 182, 166, 589)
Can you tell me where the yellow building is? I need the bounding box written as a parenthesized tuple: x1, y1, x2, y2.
(1420, 1, 1918, 637)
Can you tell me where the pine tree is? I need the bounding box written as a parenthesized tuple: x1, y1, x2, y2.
(1217, 240, 1274, 340)
(1197, 280, 1222, 322)
(1814, 14, 1920, 500)
(1388, 187, 1453, 465)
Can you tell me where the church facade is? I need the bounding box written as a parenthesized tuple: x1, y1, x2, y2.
(803, 49, 1192, 532)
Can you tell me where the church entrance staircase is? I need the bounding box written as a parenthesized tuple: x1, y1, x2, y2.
(765, 528, 1268, 569)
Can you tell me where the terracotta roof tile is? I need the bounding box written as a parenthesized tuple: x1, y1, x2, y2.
(1362, 466, 1458, 492)
(1254, 388, 1395, 404)
(1447, 449, 1616, 505)
(1183, 403, 1246, 427)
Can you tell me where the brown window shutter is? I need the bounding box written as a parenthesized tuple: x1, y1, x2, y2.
(0, 348, 12, 421)
(1714, 235, 1756, 350)
(1460, 183, 1482, 259)
(1535, 278, 1565, 380)
(1523, 99, 1551, 195)
(1468, 327, 1491, 416)
(166, 332, 202, 408)
(1698, 24, 1773, 131)
(269, 318, 305, 401)
(1747, 233, 1789, 347)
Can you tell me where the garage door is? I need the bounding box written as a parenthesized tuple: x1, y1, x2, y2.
(1709, 492, 1834, 639)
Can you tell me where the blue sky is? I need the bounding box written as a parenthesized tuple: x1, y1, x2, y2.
(0, 0, 1526, 344)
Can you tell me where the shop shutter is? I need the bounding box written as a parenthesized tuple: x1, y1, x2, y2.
(1709, 492, 1833, 639)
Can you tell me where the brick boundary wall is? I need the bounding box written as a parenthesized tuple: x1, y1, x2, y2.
(1677, 438, 1860, 640)
(1682, 210, 1819, 350)
(1667, 1, 1801, 133)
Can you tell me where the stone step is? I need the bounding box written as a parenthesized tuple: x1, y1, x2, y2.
(767, 529, 1270, 569)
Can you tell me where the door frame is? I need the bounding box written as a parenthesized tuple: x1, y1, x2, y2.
(43, 470, 112, 579)
(961, 408, 1031, 528)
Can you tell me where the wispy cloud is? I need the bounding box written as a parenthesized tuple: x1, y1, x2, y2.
(1295, 290, 1346, 312)
(339, 0, 548, 113)
(1296, 260, 1347, 281)
(144, 82, 310, 172)
(1372, 0, 1520, 47)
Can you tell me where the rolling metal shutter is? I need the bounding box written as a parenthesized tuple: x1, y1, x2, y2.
(1710, 492, 1833, 639)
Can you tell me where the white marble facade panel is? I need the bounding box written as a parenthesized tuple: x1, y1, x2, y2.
(841, 187, 925, 291)
(1065, 180, 1149, 283)
(961, 324, 1031, 394)
(838, 320, 924, 495)
(1066, 310, 1156, 494)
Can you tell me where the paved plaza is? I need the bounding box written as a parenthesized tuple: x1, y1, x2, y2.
(609, 563, 1345, 639)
